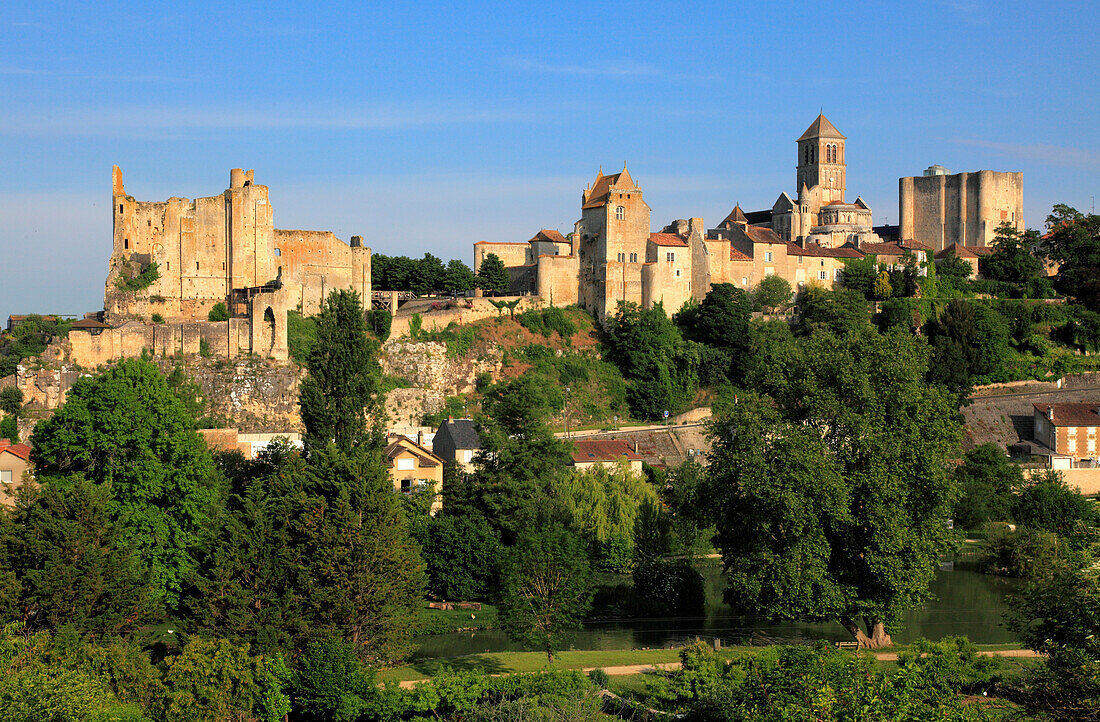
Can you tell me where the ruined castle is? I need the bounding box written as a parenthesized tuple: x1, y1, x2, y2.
(475, 114, 1021, 317)
(69, 168, 371, 366)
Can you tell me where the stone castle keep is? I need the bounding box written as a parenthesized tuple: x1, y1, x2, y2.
(475, 114, 1023, 317)
(69, 167, 372, 366)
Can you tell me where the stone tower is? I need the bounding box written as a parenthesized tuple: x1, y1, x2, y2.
(575, 165, 651, 318)
(796, 114, 846, 204)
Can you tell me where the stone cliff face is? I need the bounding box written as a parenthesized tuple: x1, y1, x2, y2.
(379, 340, 502, 427)
(0, 338, 501, 436)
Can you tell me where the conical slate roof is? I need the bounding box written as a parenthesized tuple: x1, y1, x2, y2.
(798, 113, 845, 141)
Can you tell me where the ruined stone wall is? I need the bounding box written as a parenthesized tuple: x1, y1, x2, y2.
(473, 242, 530, 271)
(273, 229, 370, 315)
(389, 296, 542, 339)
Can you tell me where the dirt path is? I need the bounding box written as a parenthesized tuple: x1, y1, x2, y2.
(394, 649, 1039, 688)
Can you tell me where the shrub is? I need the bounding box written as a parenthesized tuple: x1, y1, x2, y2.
(286, 310, 317, 364)
(115, 261, 159, 292)
(409, 313, 423, 339)
(151, 313, 165, 324)
(206, 302, 229, 322)
(587, 668, 609, 689)
(198, 338, 212, 357)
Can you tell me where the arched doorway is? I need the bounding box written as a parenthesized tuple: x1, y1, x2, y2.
(263, 306, 276, 355)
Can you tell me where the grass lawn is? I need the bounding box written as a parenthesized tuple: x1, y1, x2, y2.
(380, 642, 1036, 684)
(416, 604, 498, 636)
(379, 647, 743, 684)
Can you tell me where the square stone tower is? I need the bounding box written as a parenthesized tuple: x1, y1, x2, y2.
(575, 166, 651, 318)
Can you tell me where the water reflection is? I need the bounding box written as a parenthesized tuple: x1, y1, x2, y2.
(411, 561, 1019, 661)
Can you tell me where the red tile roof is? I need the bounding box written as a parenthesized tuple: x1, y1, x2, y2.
(967, 245, 997, 256)
(529, 229, 569, 245)
(744, 226, 784, 244)
(582, 167, 637, 209)
(730, 247, 751, 261)
(649, 232, 688, 247)
(571, 439, 644, 463)
(1034, 403, 1100, 427)
(786, 242, 864, 259)
(0, 440, 31, 460)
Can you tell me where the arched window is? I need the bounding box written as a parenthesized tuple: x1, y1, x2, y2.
(615, 206, 625, 220)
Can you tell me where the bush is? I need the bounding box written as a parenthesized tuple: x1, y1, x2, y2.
(982, 526, 1061, 579)
(115, 261, 159, 292)
(151, 313, 165, 324)
(587, 668, 609, 689)
(198, 338, 211, 357)
(206, 302, 229, 322)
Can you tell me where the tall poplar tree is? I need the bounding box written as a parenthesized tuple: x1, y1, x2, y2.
(299, 290, 380, 453)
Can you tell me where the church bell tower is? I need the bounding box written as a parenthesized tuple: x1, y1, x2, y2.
(796, 113, 846, 203)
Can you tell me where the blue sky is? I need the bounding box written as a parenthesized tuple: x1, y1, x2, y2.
(2, 0, 1098, 315)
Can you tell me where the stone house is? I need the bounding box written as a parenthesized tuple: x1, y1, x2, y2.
(569, 439, 644, 473)
(1033, 403, 1100, 460)
(0, 440, 32, 507)
(900, 167, 1024, 252)
(386, 436, 444, 514)
(432, 417, 480, 474)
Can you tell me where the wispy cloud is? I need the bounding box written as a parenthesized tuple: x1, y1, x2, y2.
(504, 57, 719, 82)
(937, 1, 991, 25)
(950, 138, 1100, 171)
(0, 103, 533, 138)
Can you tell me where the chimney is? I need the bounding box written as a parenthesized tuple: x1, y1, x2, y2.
(632, 440, 638, 454)
(417, 430, 424, 446)
(1048, 407, 1054, 421)
(448, 416, 453, 424)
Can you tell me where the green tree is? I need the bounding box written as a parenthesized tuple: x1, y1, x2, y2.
(873, 270, 893, 300)
(936, 252, 975, 291)
(5, 478, 151, 633)
(0, 416, 16, 443)
(952, 443, 1024, 530)
(840, 255, 879, 300)
(925, 299, 1011, 398)
(1012, 470, 1097, 537)
(0, 386, 22, 416)
(980, 221, 1043, 285)
(602, 302, 699, 420)
(366, 309, 392, 342)
(1008, 550, 1100, 720)
(207, 302, 230, 322)
(674, 283, 755, 383)
(299, 289, 380, 454)
(412, 253, 447, 296)
(706, 328, 961, 647)
(29, 359, 218, 609)
(1042, 204, 1100, 309)
(755, 274, 792, 314)
(794, 286, 872, 337)
(464, 374, 570, 542)
(499, 524, 593, 663)
(476, 253, 511, 295)
(549, 461, 658, 572)
(444, 258, 477, 296)
(417, 513, 501, 601)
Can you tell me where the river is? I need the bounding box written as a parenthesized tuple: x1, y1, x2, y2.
(412, 561, 1019, 661)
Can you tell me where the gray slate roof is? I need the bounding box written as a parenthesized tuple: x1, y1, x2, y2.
(439, 419, 481, 449)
